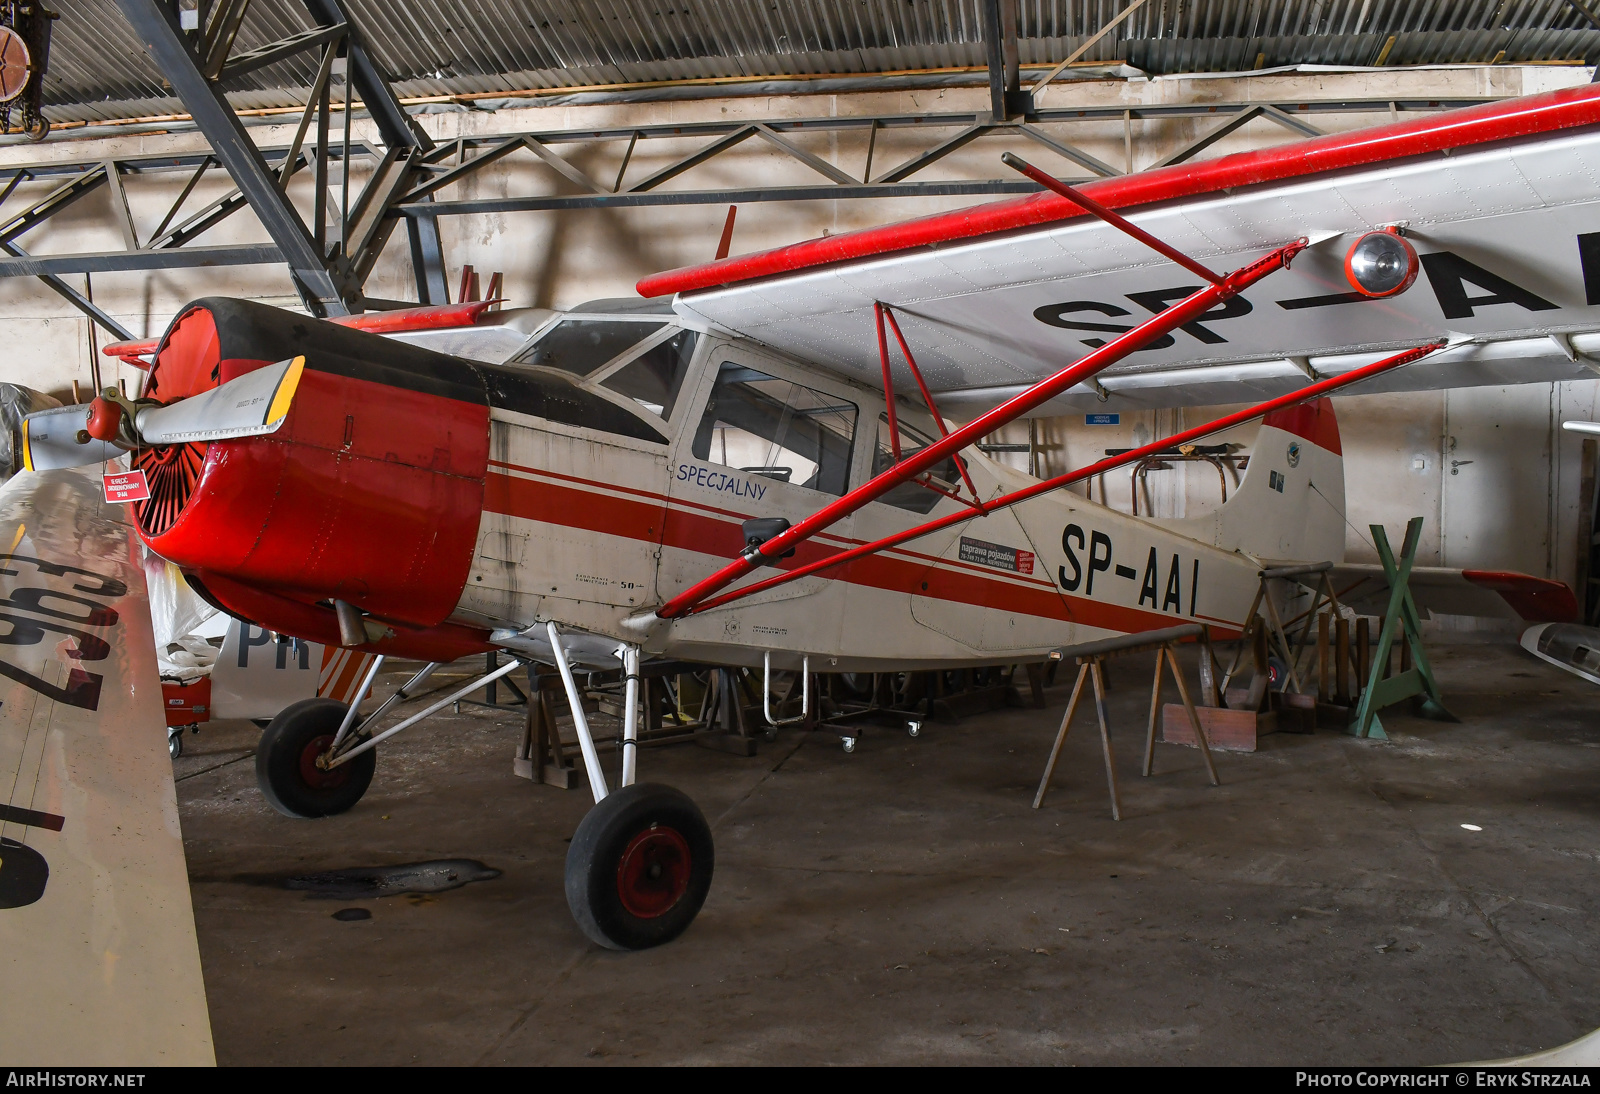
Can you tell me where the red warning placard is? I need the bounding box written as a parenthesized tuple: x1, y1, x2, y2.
(103, 469, 151, 504)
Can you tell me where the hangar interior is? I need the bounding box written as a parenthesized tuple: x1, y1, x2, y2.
(3, 0, 1600, 1067)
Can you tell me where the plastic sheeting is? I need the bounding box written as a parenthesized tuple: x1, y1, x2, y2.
(0, 384, 61, 480)
(143, 548, 227, 681)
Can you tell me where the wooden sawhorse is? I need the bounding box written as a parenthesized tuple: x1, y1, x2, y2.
(1033, 623, 1220, 820)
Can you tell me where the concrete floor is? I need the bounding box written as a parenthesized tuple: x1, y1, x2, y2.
(173, 641, 1600, 1066)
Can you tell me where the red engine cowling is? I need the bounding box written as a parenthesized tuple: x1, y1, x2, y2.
(137, 298, 494, 660)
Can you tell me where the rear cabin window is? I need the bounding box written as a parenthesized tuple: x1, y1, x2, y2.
(872, 413, 962, 514)
(513, 319, 664, 376)
(600, 329, 699, 421)
(691, 364, 857, 496)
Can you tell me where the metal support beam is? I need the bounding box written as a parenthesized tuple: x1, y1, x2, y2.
(871, 124, 988, 184)
(218, 23, 343, 83)
(983, 0, 1027, 121)
(520, 136, 608, 194)
(398, 179, 1040, 218)
(406, 199, 447, 304)
(0, 240, 134, 340)
(102, 161, 138, 250)
(626, 125, 758, 192)
(303, 0, 432, 154)
(1030, 0, 1155, 99)
(0, 165, 107, 244)
(0, 95, 1487, 289)
(0, 243, 282, 277)
(1017, 122, 1122, 177)
(752, 123, 857, 185)
(1154, 105, 1277, 168)
(114, 0, 350, 315)
(202, 0, 254, 79)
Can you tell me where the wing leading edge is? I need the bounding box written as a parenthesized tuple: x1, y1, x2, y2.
(0, 467, 214, 1066)
(647, 85, 1600, 413)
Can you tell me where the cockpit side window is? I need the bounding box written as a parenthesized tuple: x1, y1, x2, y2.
(690, 363, 857, 496)
(872, 413, 961, 514)
(511, 319, 665, 376)
(599, 329, 699, 421)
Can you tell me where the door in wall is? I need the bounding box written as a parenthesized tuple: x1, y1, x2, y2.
(1441, 383, 1552, 576)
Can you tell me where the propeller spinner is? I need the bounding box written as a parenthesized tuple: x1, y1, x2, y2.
(21, 356, 305, 473)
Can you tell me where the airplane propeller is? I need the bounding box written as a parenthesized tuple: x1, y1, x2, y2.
(21, 355, 306, 473)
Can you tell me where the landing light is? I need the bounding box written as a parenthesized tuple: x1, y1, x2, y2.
(1345, 229, 1419, 298)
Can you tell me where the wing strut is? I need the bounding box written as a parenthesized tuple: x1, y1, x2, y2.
(657, 153, 1334, 620)
(675, 341, 1444, 617)
(658, 252, 1307, 618)
(875, 301, 988, 511)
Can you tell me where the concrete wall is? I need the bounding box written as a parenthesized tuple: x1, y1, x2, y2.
(1, 64, 1593, 596)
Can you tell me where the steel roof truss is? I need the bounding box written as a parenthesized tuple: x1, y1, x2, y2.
(217, 23, 344, 84)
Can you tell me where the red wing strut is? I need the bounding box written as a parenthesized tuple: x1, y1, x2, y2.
(680, 341, 1444, 616)
(657, 157, 1309, 620)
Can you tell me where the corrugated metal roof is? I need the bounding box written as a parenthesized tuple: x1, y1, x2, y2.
(34, 0, 1600, 125)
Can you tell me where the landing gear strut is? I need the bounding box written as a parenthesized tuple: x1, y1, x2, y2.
(546, 623, 715, 950)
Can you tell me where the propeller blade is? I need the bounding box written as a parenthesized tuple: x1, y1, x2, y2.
(135, 356, 305, 445)
(20, 404, 123, 472)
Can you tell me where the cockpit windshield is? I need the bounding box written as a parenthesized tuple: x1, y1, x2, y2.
(511, 318, 665, 377)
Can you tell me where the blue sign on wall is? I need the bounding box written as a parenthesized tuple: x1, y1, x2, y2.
(1085, 413, 1121, 425)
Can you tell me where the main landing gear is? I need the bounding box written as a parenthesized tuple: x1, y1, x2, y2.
(566, 783, 713, 950)
(251, 626, 716, 951)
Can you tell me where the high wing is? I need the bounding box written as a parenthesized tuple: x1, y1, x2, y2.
(641, 85, 1600, 414)
(0, 467, 214, 1065)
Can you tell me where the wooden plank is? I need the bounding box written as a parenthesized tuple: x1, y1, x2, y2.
(1160, 704, 1276, 752)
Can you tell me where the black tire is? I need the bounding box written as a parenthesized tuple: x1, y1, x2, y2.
(565, 783, 713, 951)
(254, 698, 375, 818)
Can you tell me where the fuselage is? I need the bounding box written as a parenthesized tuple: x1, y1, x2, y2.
(450, 306, 1336, 671)
(128, 297, 1338, 670)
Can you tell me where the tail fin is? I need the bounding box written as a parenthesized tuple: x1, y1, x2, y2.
(1180, 399, 1346, 564)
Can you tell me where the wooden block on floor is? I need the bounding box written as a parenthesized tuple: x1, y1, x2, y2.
(1315, 701, 1351, 729)
(1224, 688, 1256, 710)
(1272, 691, 1317, 734)
(1160, 704, 1277, 752)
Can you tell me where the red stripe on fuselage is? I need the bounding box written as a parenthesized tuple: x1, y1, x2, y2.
(489, 458, 1060, 589)
(482, 465, 1229, 637)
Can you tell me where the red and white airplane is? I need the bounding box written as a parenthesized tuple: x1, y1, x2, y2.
(6, 80, 1599, 1060)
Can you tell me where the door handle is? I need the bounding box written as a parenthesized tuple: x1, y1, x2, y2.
(1450, 459, 1474, 476)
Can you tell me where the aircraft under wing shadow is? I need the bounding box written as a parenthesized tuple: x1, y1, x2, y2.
(0, 467, 213, 1066)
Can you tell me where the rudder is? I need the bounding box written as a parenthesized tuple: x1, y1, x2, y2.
(1169, 398, 1346, 565)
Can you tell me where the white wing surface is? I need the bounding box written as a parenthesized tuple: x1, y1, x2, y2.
(0, 468, 214, 1066)
(649, 88, 1600, 414)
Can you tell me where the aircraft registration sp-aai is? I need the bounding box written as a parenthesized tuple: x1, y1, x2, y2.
(10, 79, 1600, 1063)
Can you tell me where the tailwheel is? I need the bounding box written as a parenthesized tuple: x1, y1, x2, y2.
(565, 783, 714, 951)
(255, 698, 375, 818)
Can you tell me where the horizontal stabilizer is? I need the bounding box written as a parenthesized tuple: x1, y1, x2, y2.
(1331, 564, 1577, 623)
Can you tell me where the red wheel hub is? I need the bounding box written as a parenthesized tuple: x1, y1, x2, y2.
(615, 824, 691, 918)
(298, 734, 349, 791)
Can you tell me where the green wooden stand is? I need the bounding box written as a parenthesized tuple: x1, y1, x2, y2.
(1348, 516, 1458, 739)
